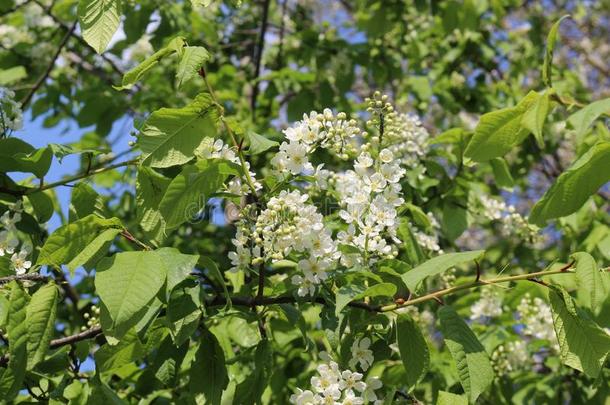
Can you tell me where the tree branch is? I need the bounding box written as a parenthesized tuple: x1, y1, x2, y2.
(49, 326, 102, 349)
(0, 273, 48, 285)
(250, 0, 271, 119)
(20, 20, 77, 109)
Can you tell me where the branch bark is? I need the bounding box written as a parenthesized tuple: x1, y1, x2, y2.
(250, 0, 271, 119)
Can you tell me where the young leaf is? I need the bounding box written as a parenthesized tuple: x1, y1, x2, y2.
(572, 252, 608, 313)
(115, 36, 186, 90)
(26, 191, 54, 223)
(529, 142, 610, 226)
(438, 306, 494, 403)
(401, 250, 484, 291)
(521, 90, 551, 148)
(246, 132, 279, 155)
(397, 220, 426, 266)
(176, 46, 209, 88)
(77, 0, 122, 54)
(567, 97, 610, 139)
(138, 93, 220, 168)
(189, 329, 228, 404)
(37, 214, 123, 271)
(158, 160, 234, 229)
(542, 15, 570, 88)
(94, 251, 166, 334)
(0, 138, 53, 178)
(396, 314, 429, 389)
(490, 157, 515, 189)
(26, 284, 58, 369)
(464, 91, 539, 162)
(549, 288, 610, 378)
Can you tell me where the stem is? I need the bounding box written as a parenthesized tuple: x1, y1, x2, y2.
(0, 273, 48, 285)
(200, 68, 259, 200)
(24, 158, 138, 195)
(251, 0, 271, 119)
(379, 266, 576, 312)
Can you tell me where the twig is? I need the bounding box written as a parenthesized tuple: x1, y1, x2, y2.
(0, 273, 48, 285)
(20, 20, 77, 108)
(250, 0, 271, 119)
(49, 326, 102, 349)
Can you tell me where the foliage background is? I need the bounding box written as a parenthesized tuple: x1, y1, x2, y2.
(0, 0, 609, 403)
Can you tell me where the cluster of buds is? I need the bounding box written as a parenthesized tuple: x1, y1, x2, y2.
(82, 305, 101, 330)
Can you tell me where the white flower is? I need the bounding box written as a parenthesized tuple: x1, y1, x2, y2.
(0, 230, 18, 256)
(279, 141, 311, 174)
(292, 274, 316, 297)
(11, 248, 31, 275)
(299, 257, 330, 282)
(378, 148, 393, 163)
(311, 362, 341, 395)
(349, 337, 374, 371)
(339, 370, 366, 393)
(290, 388, 317, 405)
(362, 377, 383, 403)
(340, 390, 364, 405)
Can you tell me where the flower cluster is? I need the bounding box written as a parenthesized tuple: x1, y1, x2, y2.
(290, 348, 383, 405)
(479, 195, 541, 245)
(271, 109, 363, 175)
(516, 294, 557, 346)
(491, 340, 530, 375)
(414, 212, 443, 254)
(332, 149, 405, 266)
(365, 92, 431, 172)
(0, 87, 23, 134)
(0, 202, 32, 275)
(470, 287, 503, 323)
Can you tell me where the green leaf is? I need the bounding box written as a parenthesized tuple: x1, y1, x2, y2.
(0, 66, 27, 85)
(37, 214, 123, 271)
(401, 250, 484, 291)
(155, 247, 199, 294)
(189, 329, 228, 404)
(441, 203, 468, 242)
(26, 283, 58, 368)
(176, 46, 209, 88)
(233, 340, 271, 405)
(335, 282, 396, 315)
(158, 160, 234, 229)
(572, 252, 608, 313)
(542, 15, 570, 88)
(489, 157, 514, 189)
(396, 314, 429, 389)
(199, 255, 231, 309)
(529, 142, 610, 226)
(464, 91, 539, 162)
(136, 167, 171, 241)
(405, 203, 432, 230)
(139, 93, 220, 168)
(94, 329, 144, 373)
(0, 282, 28, 399)
(26, 191, 54, 223)
(69, 183, 106, 222)
(521, 91, 550, 148)
(438, 306, 494, 403)
(246, 132, 279, 155)
(397, 220, 426, 266)
(437, 391, 468, 405)
(115, 36, 185, 90)
(567, 97, 610, 139)
(0, 138, 53, 178)
(77, 0, 122, 54)
(94, 251, 166, 334)
(549, 289, 610, 378)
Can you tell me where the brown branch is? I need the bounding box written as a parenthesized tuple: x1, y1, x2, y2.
(20, 20, 77, 108)
(250, 0, 271, 119)
(49, 326, 102, 349)
(0, 273, 48, 285)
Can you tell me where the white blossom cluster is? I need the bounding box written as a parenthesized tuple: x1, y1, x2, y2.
(290, 344, 383, 405)
(469, 287, 503, 323)
(0, 2, 53, 48)
(517, 294, 558, 347)
(491, 340, 530, 375)
(479, 195, 541, 245)
(0, 87, 23, 134)
(332, 149, 405, 266)
(0, 202, 32, 275)
(414, 212, 443, 254)
(271, 109, 363, 175)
